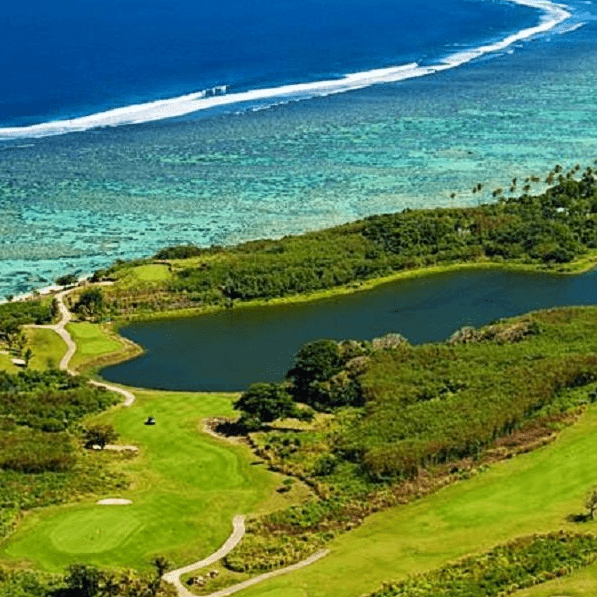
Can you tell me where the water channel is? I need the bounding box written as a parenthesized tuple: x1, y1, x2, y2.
(101, 267, 597, 391)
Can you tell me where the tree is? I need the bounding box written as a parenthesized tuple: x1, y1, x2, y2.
(84, 424, 119, 449)
(73, 288, 104, 318)
(234, 383, 310, 428)
(586, 487, 597, 520)
(24, 348, 33, 367)
(148, 556, 171, 596)
(286, 339, 344, 407)
(55, 273, 79, 287)
(63, 564, 106, 597)
(152, 556, 170, 578)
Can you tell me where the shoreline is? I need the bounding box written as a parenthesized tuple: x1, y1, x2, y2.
(107, 254, 597, 325)
(0, 0, 571, 141)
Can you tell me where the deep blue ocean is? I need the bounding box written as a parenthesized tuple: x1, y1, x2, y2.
(1, 0, 540, 128)
(0, 0, 596, 298)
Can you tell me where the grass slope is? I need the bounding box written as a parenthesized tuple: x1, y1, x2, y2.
(0, 390, 282, 572)
(67, 322, 131, 372)
(517, 562, 597, 596)
(23, 327, 67, 371)
(0, 327, 66, 373)
(233, 400, 597, 597)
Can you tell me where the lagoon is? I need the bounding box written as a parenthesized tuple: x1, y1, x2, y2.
(101, 267, 597, 391)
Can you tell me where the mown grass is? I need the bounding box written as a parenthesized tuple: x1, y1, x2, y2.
(231, 399, 597, 597)
(0, 328, 66, 373)
(0, 353, 17, 373)
(0, 390, 287, 573)
(109, 263, 172, 291)
(67, 322, 130, 372)
(23, 327, 66, 371)
(516, 562, 597, 596)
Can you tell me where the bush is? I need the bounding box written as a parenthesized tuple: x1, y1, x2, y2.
(234, 383, 308, 426)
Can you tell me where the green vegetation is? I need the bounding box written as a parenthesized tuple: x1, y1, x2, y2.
(0, 562, 175, 597)
(72, 289, 104, 319)
(0, 300, 58, 366)
(0, 390, 286, 572)
(234, 383, 313, 429)
(223, 307, 597, 575)
(364, 532, 597, 597)
(0, 370, 124, 545)
(54, 274, 79, 287)
(229, 403, 597, 597)
(23, 328, 67, 371)
(7, 165, 597, 596)
(0, 300, 57, 338)
(67, 323, 134, 373)
(89, 166, 597, 317)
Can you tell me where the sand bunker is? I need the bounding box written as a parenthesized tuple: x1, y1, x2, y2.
(104, 444, 139, 452)
(97, 498, 133, 505)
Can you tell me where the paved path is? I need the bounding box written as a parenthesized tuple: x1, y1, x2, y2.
(163, 515, 246, 597)
(203, 549, 330, 597)
(29, 289, 136, 407)
(163, 513, 328, 597)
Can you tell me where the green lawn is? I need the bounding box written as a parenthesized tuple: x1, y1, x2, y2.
(24, 327, 67, 371)
(0, 328, 66, 373)
(114, 263, 172, 289)
(67, 322, 132, 371)
(132, 264, 171, 282)
(0, 352, 17, 373)
(4, 372, 597, 596)
(0, 390, 280, 573)
(232, 404, 597, 597)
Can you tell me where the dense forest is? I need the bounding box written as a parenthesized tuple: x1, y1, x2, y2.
(91, 165, 597, 315)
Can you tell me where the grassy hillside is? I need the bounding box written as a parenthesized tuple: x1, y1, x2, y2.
(81, 165, 597, 318)
(227, 402, 597, 597)
(1, 389, 307, 573)
(213, 307, 597, 586)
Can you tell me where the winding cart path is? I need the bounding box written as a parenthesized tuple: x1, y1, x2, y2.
(162, 514, 329, 597)
(30, 289, 329, 596)
(30, 288, 136, 406)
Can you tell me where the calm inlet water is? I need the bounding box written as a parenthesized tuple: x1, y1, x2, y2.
(101, 268, 597, 391)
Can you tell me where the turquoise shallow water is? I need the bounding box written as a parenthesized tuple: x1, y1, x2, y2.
(0, 0, 596, 297)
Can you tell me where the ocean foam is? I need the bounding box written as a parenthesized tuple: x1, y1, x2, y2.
(0, 0, 571, 141)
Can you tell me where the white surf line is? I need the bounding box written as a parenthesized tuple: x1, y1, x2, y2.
(0, 0, 571, 141)
(163, 515, 246, 597)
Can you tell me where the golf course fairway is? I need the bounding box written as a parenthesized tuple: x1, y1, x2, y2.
(0, 389, 282, 572)
(231, 400, 597, 597)
(4, 385, 597, 597)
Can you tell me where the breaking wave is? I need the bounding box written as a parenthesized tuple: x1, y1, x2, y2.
(0, 0, 571, 141)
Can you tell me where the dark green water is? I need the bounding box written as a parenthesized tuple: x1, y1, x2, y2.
(101, 268, 597, 391)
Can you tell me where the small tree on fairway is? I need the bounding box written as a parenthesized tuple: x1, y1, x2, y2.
(24, 347, 33, 367)
(84, 424, 119, 449)
(586, 487, 597, 520)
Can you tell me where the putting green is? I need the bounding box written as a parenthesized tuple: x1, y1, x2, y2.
(0, 390, 281, 572)
(49, 509, 142, 554)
